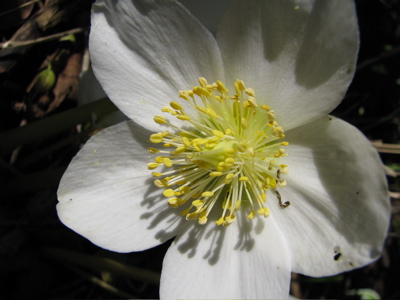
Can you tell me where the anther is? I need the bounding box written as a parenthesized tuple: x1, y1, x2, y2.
(248, 211, 255, 220)
(178, 186, 190, 195)
(154, 115, 167, 124)
(179, 91, 190, 100)
(206, 107, 218, 118)
(198, 77, 208, 87)
(150, 133, 163, 143)
(192, 199, 204, 207)
(210, 171, 223, 177)
(182, 136, 190, 147)
(216, 80, 228, 93)
(163, 157, 173, 167)
(148, 147, 159, 154)
(177, 115, 191, 121)
(198, 216, 208, 225)
(162, 106, 173, 113)
(147, 162, 159, 170)
(170, 101, 183, 110)
(163, 189, 175, 198)
(261, 104, 271, 111)
(172, 146, 186, 154)
(225, 173, 234, 184)
(241, 117, 248, 129)
(202, 191, 214, 198)
(245, 88, 256, 97)
(168, 198, 179, 208)
(212, 130, 225, 138)
(216, 217, 224, 226)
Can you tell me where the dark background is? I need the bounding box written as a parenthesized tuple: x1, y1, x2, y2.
(0, 0, 399, 299)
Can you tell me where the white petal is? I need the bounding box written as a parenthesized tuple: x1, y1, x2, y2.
(160, 211, 291, 299)
(57, 121, 184, 252)
(89, 0, 224, 132)
(270, 116, 390, 276)
(217, 0, 358, 130)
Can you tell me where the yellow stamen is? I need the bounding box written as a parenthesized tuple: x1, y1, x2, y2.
(147, 78, 289, 226)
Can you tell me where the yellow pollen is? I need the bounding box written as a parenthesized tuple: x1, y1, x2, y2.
(148, 78, 289, 226)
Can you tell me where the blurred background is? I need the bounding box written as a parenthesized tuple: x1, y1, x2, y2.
(0, 0, 399, 299)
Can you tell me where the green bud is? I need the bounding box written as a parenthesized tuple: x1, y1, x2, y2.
(34, 64, 56, 93)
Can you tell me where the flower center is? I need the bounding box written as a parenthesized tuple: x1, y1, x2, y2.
(148, 78, 289, 226)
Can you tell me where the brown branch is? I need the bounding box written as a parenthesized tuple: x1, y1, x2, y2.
(0, 0, 89, 74)
(371, 140, 400, 155)
(0, 0, 40, 17)
(0, 27, 86, 49)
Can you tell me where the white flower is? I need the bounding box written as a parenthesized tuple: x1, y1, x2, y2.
(57, 0, 390, 299)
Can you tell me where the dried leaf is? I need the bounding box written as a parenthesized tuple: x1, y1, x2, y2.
(48, 52, 82, 112)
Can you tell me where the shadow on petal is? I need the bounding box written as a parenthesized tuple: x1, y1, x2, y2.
(261, 1, 356, 89)
(170, 208, 263, 266)
(284, 116, 390, 273)
(294, 2, 354, 89)
(261, 0, 308, 63)
(234, 209, 259, 251)
(124, 117, 265, 266)
(173, 217, 227, 266)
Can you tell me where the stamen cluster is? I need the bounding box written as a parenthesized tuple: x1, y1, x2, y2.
(148, 78, 289, 226)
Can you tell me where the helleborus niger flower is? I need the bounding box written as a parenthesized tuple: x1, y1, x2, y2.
(57, 0, 391, 299)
